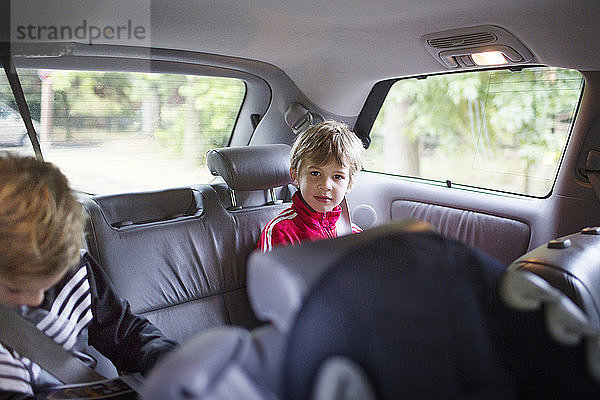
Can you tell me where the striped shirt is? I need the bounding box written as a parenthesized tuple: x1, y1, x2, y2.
(0, 252, 176, 397)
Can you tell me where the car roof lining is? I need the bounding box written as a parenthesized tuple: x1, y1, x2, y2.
(5, 1, 600, 116)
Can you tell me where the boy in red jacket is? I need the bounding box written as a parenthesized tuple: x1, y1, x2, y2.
(257, 120, 364, 252)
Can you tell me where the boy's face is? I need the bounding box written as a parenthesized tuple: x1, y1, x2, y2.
(0, 270, 66, 307)
(292, 159, 353, 213)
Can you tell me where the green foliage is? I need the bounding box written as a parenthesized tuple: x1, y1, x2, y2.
(11, 69, 245, 164)
(369, 67, 583, 196)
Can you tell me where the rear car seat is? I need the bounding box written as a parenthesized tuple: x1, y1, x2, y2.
(81, 144, 293, 344)
(142, 222, 600, 400)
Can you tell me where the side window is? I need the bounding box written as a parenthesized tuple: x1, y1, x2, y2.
(0, 73, 36, 155)
(365, 67, 583, 197)
(0, 69, 246, 194)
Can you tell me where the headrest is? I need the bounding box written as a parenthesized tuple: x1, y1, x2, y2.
(207, 144, 292, 191)
(92, 188, 202, 228)
(246, 220, 433, 332)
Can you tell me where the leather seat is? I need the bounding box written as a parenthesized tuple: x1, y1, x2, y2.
(81, 144, 295, 345)
(142, 222, 600, 399)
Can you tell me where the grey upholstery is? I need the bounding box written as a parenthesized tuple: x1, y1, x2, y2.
(142, 324, 286, 400)
(143, 222, 600, 400)
(207, 144, 292, 191)
(90, 188, 199, 227)
(82, 145, 296, 346)
(82, 187, 260, 342)
(142, 221, 433, 400)
(391, 199, 531, 264)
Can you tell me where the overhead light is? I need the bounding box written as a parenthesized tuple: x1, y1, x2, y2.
(422, 25, 535, 69)
(471, 51, 509, 66)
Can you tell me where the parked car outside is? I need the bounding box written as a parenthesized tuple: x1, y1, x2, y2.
(0, 101, 39, 147)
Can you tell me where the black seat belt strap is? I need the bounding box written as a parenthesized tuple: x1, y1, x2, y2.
(0, 304, 106, 384)
(0, 54, 43, 161)
(585, 149, 600, 202)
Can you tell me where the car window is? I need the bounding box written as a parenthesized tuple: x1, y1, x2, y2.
(0, 87, 37, 155)
(0, 69, 246, 194)
(365, 67, 583, 197)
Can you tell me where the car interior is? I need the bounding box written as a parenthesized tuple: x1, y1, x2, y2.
(2, 0, 600, 398)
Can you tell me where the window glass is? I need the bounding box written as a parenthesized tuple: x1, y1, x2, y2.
(365, 67, 583, 196)
(0, 69, 246, 194)
(0, 73, 36, 156)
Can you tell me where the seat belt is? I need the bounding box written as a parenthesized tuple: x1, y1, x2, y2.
(0, 304, 106, 384)
(336, 197, 353, 236)
(1, 55, 43, 161)
(585, 149, 600, 202)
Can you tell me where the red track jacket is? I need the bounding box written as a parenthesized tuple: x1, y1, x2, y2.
(257, 192, 361, 252)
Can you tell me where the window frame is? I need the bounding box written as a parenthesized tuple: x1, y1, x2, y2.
(9, 51, 272, 151)
(354, 65, 585, 199)
(1, 51, 272, 194)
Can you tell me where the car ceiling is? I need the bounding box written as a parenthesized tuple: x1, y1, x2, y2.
(7, 0, 600, 116)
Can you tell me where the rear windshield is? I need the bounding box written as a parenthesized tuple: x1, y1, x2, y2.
(365, 67, 583, 197)
(0, 69, 246, 194)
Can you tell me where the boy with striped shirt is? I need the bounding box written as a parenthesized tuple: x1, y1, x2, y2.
(0, 153, 176, 399)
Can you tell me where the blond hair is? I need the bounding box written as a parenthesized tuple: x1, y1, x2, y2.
(0, 153, 85, 280)
(290, 120, 364, 185)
